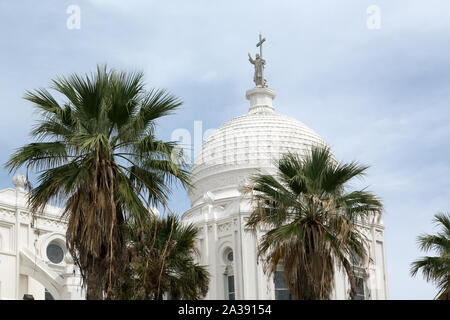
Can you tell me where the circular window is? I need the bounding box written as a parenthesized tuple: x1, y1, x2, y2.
(227, 251, 233, 262)
(222, 248, 234, 263)
(223, 247, 234, 264)
(46, 243, 64, 264)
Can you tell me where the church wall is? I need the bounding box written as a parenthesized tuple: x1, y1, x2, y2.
(19, 222, 29, 250)
(207, 222, 219, 299)
(333, 266, 348, 299)
(240, 219, 275, 300)
(0, 207, 16, 300)
(0, 254, 16, 299)
(240, 225, 259, 299)
(28, 277, 45, 300)
(374, 239, 388, 299)
(0, 180, 84, 300)
(18, 275, 45, 300)
(18, 275, 28, 299)
(0, 221, 14, 253)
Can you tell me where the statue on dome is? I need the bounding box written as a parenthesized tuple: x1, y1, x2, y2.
(248, 34, 268, 88)
(248, 53, 266, 87)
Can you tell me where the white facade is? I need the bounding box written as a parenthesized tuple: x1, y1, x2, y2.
(182, 86, 389, 300)
(0, 174, 83, 300)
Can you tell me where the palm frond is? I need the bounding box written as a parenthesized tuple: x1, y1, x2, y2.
(411, 212, 450, 299)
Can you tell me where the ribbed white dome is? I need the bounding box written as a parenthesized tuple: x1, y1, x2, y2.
(188, 87, 329, 206)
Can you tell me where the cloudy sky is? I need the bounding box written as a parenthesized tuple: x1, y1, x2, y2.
(1, 0, 450, 299)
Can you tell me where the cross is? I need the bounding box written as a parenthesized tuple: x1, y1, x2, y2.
(256, 33, 266, 58)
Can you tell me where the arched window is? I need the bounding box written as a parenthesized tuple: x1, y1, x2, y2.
(350, 248, 367, 300)
(352, 276, 366, 300)
(45, 288, 55, 300)
(274, 270, 291, 300)
(226, 274, 235, 300)
(226, 250, 233, 263)
(223, 248, 235, 300)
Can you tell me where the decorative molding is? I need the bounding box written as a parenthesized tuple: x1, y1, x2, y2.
(218, 222, 233, 233)
(0, 220, 14, 253)
(0, 208, 15, 220)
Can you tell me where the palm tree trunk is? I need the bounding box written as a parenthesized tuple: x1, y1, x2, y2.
(86, 271, 103, 300)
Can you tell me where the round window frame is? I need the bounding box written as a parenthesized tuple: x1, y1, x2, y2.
(227, 251, 233, 262)
(223, 247, 233, 264)
(46, 241, 65, 264)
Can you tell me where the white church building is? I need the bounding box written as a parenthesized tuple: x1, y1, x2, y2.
(181, 36, 388, 300)
(0, 174, 83, 300)
(0, 37, 388, 300)
(181, 86, 388, 301)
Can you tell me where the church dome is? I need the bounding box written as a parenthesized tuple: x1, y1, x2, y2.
(188, 87, 329, 206)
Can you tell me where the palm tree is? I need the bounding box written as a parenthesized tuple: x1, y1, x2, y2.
(5, 66, 189, 299)
(411, 213, 450, 300)
(245, 146, 383, 300)
(118, 214, 209, 300)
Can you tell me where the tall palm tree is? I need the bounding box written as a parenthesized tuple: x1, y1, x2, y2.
(118, 214, 209, 300)
(5, 66, 189, 299)
(245, 146, 383, 300)
(411, 213, 450, 300)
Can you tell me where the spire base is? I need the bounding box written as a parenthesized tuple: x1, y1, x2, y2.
(246, 87, 276, 114)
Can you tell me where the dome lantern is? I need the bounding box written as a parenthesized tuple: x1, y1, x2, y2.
(246, 87, 276, 114)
